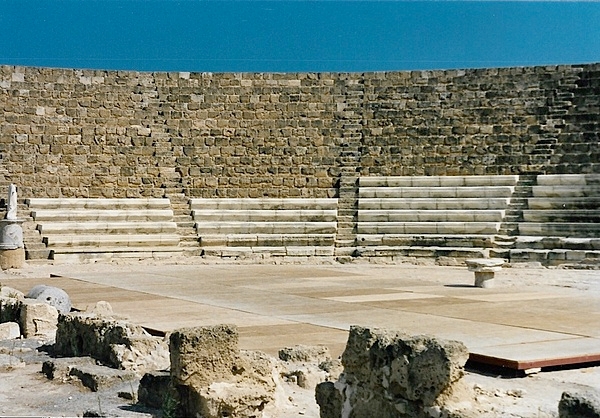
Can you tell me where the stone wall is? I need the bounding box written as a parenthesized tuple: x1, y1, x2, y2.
(1, 64, 598, 199)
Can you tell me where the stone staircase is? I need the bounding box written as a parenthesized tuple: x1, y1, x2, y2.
(166, 192, 201, 256)
(355, 175, 520, 262)
(20, 201, 51, 260)
(26, 198, 183, 262)
(191, 198, 338, 258)
(495, 174, 600, 266)
(492, 175, 537, 256)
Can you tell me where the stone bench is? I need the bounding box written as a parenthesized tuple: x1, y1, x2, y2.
(190, 198, 338, 258)
(26, 198, 182, 262)
(356, 176, 519, 262)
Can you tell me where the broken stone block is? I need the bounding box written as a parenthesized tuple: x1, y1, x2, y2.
(169, 324, 280, 418)
(0, 322, 20, 340)
(316, 326, 470, 418)
(19, 299, 58, 340)
(0, 290, 23, 323)
(0, 353, 25, 369)
(43, 356, 96, 381)
(70, 363, 137, 392)
(559, 390, 600, 418)
(138, 370, 171, 409)
(43, 356, 136, 391)
(198, 379, 276, 418)
(315, 381, 343, 418)
(26, 284, 72, 314)
(170, 324, 240, 389)
(319, 358, 343, 381)
(0, 286, 24, 300)
(85, 300, 114, 317)
(278, 345, 333, 390)
(54, 313, 169, 372)
(279, 345, 331, 364)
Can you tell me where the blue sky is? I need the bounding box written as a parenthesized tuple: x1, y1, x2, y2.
(1, 0, 599, 73)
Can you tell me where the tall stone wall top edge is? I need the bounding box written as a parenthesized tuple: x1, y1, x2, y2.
(2, 62, 599, 80)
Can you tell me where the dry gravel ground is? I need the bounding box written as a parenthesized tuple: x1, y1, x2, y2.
(0, 257, 599, 417)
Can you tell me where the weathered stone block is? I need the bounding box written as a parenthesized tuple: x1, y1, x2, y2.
(316, 326, 470, 418)
(169, 325, 280, 418)
(19, 300, 58, 340)
(169, 324, 240, 389)
(138, 370, 171, 409)
(279, 345, 331, 364)
(559, 390, 600, 418)
(0, 293, 23, 323)
(54, 313, 169, 372)
(0, 322, 20, 340)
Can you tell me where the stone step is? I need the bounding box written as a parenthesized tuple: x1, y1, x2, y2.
(37, 222, 178, 235)
(190, 198, 338, 210)
(42, 234, 181, 248)
(511, 236, 600, 250)
(195, 222, 337, 235)
(492, 248, 600, 266)
(24, 247, 51, 260)
(357, 222, 500, 235)
(26, 198, 172, 210)
(354, 245, 488, 259)
(192, 209, 338, 222)
(199, 234, 335, 247)
(359, 186, 515, 199)
(518, 223, 600, 238)
(357, 210, 505, 223)
(51, 248, 184, 263)
(359, 175, 519, 187)
(174, 220, 196, 228)
(201, 246, 335, 257)
(528, 197, 600, 210)
(523, 209, 600, 223)
(358, 198, 511, 210)
(537, 174, 600, 186)
(356, 234, 494, 248)
(497, 222, 520, 236)
(30, 209, 174, 222)
(532, 185, 600, 198)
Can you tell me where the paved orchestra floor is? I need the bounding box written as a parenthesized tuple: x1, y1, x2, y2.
(6, 261, 600, 371)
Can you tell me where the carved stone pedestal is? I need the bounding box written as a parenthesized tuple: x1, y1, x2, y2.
(466, 258, 505, 288)
(0, 219, 25, 269)
(0, 247, 25, 269)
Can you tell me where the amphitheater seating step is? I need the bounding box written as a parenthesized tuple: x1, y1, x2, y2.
(190, 198, 338, 257)
(356, 175, 520, 261)
(519, 174, 600, 239)
(26, 198, 182, 261)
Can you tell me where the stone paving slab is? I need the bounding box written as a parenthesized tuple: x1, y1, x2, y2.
(4, 263, 600, 370)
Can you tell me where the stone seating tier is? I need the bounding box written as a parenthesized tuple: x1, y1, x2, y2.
(26, 198, 182, 262)
(25, 198, 171, 210)
(19, 174, 600, 265)
(491, 248, 600, 266)
(358, 198, 511, 210)
(357, 234, 495, 248)
(30, 209, 174, 222)
(356, 246, 487, 259)
(356, 175, 520, 260)
(518, 174, 600, 239)
(359, 175, 520, 187)
(190, 198, 338, 257)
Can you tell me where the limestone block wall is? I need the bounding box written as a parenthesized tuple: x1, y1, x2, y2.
(0, 64, 598, 200)
(360, 65, 600, 176)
